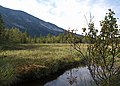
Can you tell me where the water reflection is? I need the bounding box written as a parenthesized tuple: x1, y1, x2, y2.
(44, 67, 95, 86)
(66, 69, 78, 85)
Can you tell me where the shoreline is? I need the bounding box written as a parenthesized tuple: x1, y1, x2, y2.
(10, 60, 81, 86)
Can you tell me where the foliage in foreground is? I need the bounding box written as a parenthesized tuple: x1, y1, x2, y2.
(69, 9, 120, 86)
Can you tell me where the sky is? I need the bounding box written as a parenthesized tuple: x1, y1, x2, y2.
(0, 0, 120, 34)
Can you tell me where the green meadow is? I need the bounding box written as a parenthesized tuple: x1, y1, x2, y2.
(0, 44, 81, 85)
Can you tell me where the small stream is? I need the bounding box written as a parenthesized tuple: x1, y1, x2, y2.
(15, 67, 96, 86)
(44, 67, 95, 86)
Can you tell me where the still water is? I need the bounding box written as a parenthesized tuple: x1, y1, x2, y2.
(15, 67, 95, 86)
(44, 67, 95, 86)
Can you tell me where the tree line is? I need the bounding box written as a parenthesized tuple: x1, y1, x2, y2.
(0, 15, 85, 44)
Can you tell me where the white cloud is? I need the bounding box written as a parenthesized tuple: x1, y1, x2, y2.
(0, 0, 120, 34)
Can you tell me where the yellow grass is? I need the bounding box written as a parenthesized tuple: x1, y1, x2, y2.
(0, 44, 81, 85)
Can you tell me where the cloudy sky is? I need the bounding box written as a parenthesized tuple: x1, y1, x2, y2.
(0, 0, 120, 33)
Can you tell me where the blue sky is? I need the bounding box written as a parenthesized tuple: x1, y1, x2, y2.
(0, 0, 120, 33)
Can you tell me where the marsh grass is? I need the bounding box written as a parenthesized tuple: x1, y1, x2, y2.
(0, 44, 81, 85)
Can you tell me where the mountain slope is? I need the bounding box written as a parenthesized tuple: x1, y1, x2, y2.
(0, 6, 64, 36)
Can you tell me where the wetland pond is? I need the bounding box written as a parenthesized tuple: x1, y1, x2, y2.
(16, 67, 96, 86)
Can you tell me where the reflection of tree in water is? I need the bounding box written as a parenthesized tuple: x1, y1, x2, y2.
(65, 67, 96, 86)
(66, 68, 78, 86)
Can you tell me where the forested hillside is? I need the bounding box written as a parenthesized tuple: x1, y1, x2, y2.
(0, 6, 64, 36)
